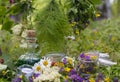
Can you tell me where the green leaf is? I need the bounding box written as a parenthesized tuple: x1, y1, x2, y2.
(7, 3, 21, 15)
(91, 0, 101, 5)
(1, 18, 13, 31)
(0, 6, 6, 16)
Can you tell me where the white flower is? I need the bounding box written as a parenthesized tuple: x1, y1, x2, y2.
(65, 35, 75, 40)
(21, 30, 27, 38)
(11, 24, 22, 35)
(0, 64, 7, 71)
(33, 66, 61, 82)
(19, 43, 27, 48)
(39, 57, 52, 68)
(32, 63, 42, 74)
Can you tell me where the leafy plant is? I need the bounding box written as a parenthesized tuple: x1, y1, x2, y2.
(63, 0, 97, 34)
(34, 0, 71, 55)
(0, 0, 34, 31)
(66, 18, 120, 59)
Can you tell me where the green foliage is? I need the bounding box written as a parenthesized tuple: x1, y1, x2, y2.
(34, 0, 71, 55)
(64, 0, 96, 32)
(111, 0, 118, 17)
(66, 18, 120, 61)
(0, 78, 8, 82)
(0, 0, 14, 31)
(91, 0, 102, 5)
(1, 18, 13, 31)
(0, 68, 15, 81)
(99, 65, 120, 79)
(111, 0, 120, 17)
(0, 0, 34, 31)
(0, 31, 27, 69)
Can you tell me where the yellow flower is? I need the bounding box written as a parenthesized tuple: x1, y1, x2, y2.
(67, 58, 73, 65)
(59, 62, 64, 67)
(89, 78, 95, 82)
(36, 66, 41, 71)
(32, 76, 34, 79)
(64, 67, 71, 72)
(104, 77, 110, 82)
(2, 70, 6, 75)
(111, 37, 117, 42)
(65, 76, 69, 79)
(104, 47, 109, 52)
(43, 60, 48, 66)
(33, 63, 42, 74)
(15, 45, 18, 48)
(19, 75, 23, 78)
(40, 57, 52, 68)
(70, 22, 77, 27)
(80, 64, 84, 68)
(91, 43, 94, 47)
(75, 30, 79, 35)
(96, 13, 100, 17)
(91, 56, 97, 60)
(62, 56, 75, 66)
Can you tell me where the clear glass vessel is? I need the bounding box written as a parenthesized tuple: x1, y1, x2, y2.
(78, 51, 99, 76)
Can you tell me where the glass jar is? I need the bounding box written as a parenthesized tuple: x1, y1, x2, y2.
(17, 29, 39, 66)
(78, 51, 99, 76)
(17, 64, 33, 79)
(45, 53, 65, 62)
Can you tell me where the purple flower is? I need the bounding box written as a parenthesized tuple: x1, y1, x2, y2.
(59, 67, 64, 72)
(70, 74, 84, 82)
(68, 69, 76, 76)
(64, 80, 68, 82)
(86, 66, 93, 72)
(63, 58, 67, 64)
(79, 53, 85, 58)
(33, 73, 40, 79)
(29, 77, 33, 82)
(12, 77, 22, 82)
(85, 56, 90, 61)
(113, 77, 118, 82)
(95, 79, 99, 82)
(97, 73, 104, 80)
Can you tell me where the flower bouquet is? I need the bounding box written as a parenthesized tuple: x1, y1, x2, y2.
(78, 52, 99, 75)
(13, 57, 62, 82)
